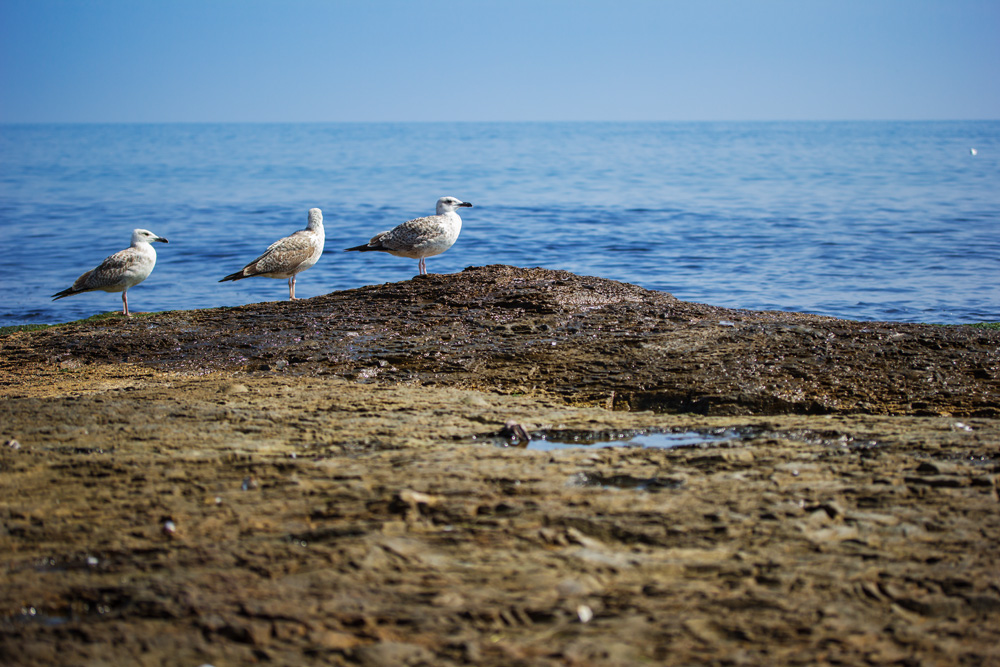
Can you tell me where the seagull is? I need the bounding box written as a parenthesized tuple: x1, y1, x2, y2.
(345, 196, 473, 275)
(52, 228, 168, 317)
(220, 208, 325, 300)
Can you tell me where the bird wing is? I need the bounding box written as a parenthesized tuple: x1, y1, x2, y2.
(246, 231, 320, 275)
(77, 247, 145, 291)
(375, 215, 444, 251)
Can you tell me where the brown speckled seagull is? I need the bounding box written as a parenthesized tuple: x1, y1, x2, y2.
(52, 228, 169, 317)
(345, 196, 473, 275)
(220, 208, 325, 300)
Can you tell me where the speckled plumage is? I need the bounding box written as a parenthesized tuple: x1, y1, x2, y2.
(220, 208, 325, 300)
(52, 228, 168, 317)
(345, 197, 473, 275)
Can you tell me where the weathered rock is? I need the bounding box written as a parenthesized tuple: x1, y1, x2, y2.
(1, 266, 999, 666)
(3, 265, 997, 415)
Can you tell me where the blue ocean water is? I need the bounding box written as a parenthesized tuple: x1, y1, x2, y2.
(1, 121, 998, 326)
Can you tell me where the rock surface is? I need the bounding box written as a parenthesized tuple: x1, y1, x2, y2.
(5, 265, 999, 416)
(1, 266, 998, 665)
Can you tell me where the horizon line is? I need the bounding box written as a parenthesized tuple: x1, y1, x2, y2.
(2, 118, 998, 126)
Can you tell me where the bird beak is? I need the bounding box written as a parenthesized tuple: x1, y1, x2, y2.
(459, 202, 473, 208)
(156, 237, 169, 243)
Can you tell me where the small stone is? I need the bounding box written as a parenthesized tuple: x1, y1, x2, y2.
(500, 420, 531, 443)
(354, 641, 433, 667)
(397, 489, 440, 506)
(309, 629, 360, 651)
(556, 577, 599, 597)
(431, 591, 465, 608)
(810, 500, 846, 519)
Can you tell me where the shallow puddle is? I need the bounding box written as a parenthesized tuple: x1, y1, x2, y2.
(498, 428, 738, 451)
(567, 471, 686, 491)
(9, 607, 69, 627)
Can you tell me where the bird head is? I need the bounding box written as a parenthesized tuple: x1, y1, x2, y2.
(436, 197, 473, 214)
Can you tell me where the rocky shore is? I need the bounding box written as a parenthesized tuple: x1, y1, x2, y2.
(2, 266, 998, 665)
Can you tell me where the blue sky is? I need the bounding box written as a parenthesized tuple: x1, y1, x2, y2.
(1, 0, 998, 122)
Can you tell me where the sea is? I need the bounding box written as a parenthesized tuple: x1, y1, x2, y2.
(1, 121, 998, 327)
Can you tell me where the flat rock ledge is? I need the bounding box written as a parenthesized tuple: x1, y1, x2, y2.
(1, 265, 998, 666)
(3, 264, 998, 416)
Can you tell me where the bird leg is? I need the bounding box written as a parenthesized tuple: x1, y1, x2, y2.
(288, 276, 297, 300)
(418, 258, 426, 275)
(122, 290, 131, 317)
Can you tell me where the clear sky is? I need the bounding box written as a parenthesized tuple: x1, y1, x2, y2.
(1, 0, 998, 123)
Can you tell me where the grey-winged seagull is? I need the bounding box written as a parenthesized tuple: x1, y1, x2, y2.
(345, 196, 472, 275)
(220, 208, 325, 300)
(52, 228, 169, 317)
